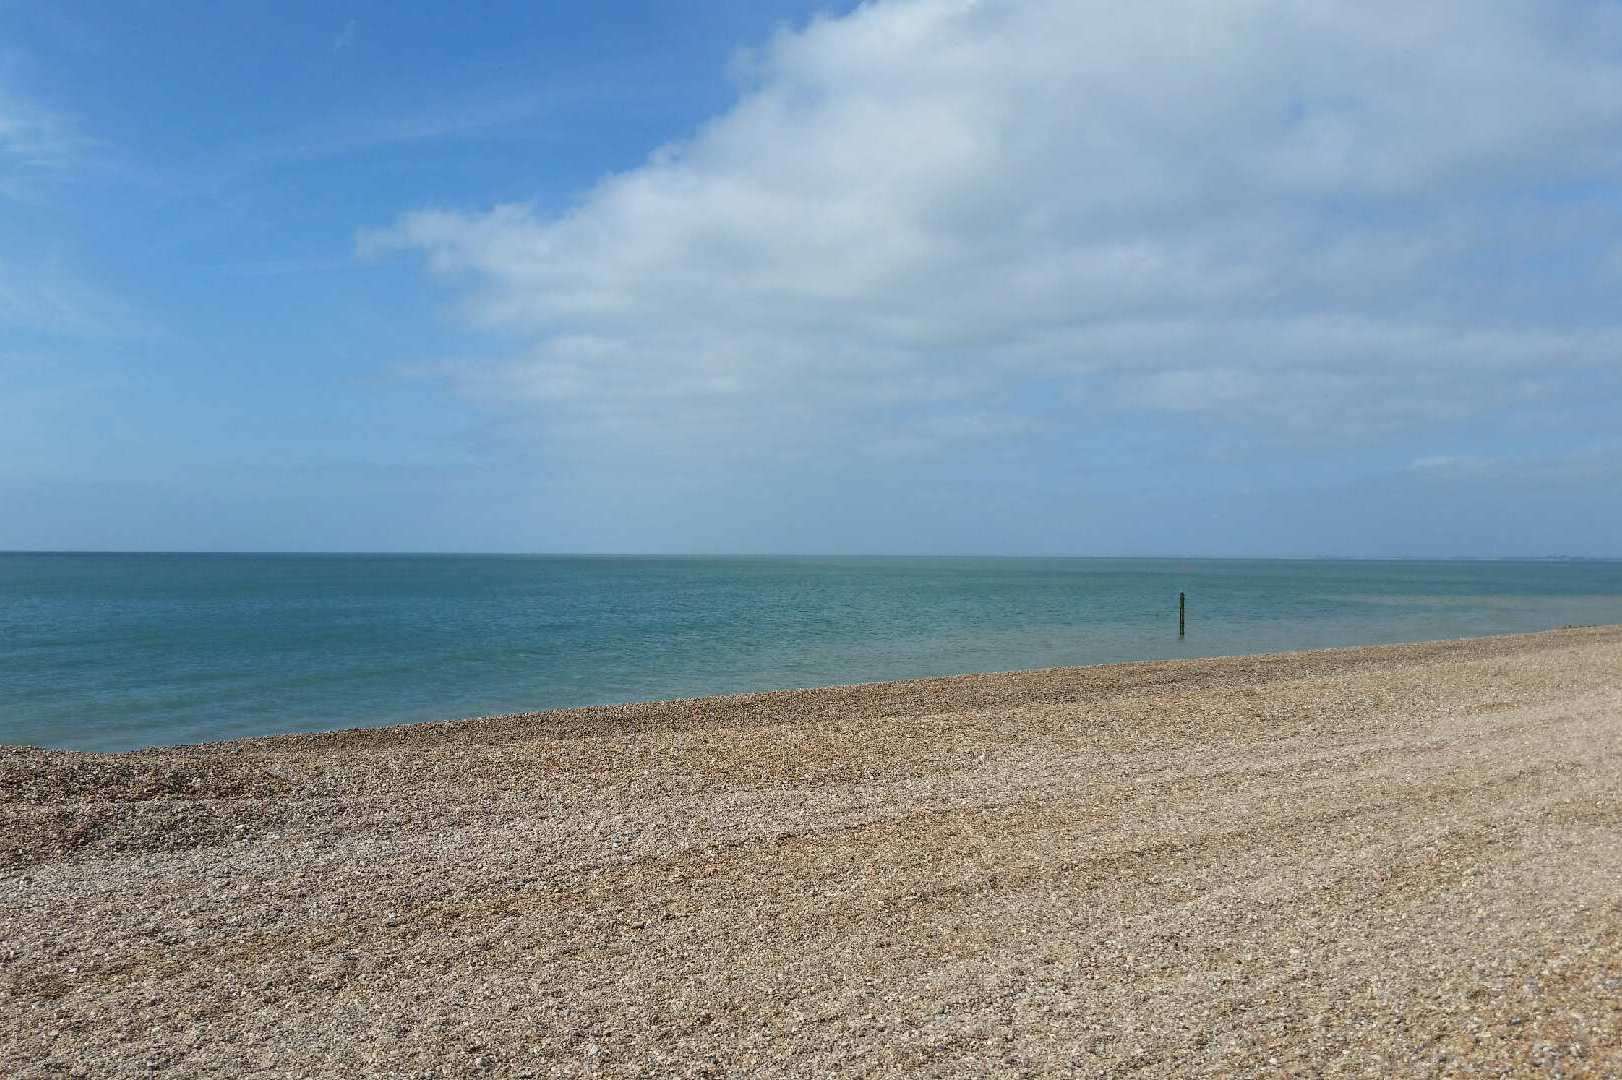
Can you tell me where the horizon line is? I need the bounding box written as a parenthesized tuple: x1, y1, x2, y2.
(2, 549, 1618, 562)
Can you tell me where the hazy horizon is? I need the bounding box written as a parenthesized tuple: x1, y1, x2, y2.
(3, 549, 1619, 562)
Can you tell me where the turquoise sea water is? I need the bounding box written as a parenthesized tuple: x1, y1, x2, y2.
(3, 553, 1621, 752)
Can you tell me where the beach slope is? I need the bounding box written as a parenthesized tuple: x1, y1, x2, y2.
(4, 627, 1621, 1076)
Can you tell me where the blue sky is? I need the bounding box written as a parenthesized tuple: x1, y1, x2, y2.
(2, 0, 1620, 556)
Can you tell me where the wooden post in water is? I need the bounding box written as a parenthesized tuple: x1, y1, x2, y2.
(1178, 592, 1186, 638)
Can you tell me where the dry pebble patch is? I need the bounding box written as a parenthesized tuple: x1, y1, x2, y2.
(3, 626, 1622, 1077)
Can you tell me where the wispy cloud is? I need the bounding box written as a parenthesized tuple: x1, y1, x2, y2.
(0, 71, 148, 338)
(0, 255, 148, 339)
(165, 89, 568, 198)
(88, 84, 566, 215)
(1408, 444, 1622, 482)
(0, 82, 85, 186)
(1408, 454, 1495, 473)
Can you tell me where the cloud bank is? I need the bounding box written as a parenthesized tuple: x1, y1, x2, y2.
(369, 0, 1622, 470)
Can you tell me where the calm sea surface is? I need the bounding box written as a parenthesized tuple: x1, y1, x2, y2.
(3, 553, 1621, 751)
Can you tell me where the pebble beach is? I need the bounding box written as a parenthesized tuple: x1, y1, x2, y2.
(4, 626, 1621, 1076)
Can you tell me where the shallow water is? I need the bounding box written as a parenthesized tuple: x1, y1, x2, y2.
(3, 553, 1621, 751)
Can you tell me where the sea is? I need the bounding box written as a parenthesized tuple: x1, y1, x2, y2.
(3, 553, 1621, 752)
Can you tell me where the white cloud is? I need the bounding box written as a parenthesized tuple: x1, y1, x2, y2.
(368, 0, 1622, 463)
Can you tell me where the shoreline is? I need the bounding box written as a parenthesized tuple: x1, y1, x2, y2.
(11, 622, 1618, 757)
(6, 625, 1621, 1074)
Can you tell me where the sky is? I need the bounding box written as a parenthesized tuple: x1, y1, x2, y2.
(2, 0, 1621, 557)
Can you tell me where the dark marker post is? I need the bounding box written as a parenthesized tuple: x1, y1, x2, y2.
(1179, 592, 1186, 638)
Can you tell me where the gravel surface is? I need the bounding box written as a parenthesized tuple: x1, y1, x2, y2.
(4, 627, 1621, 1077)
